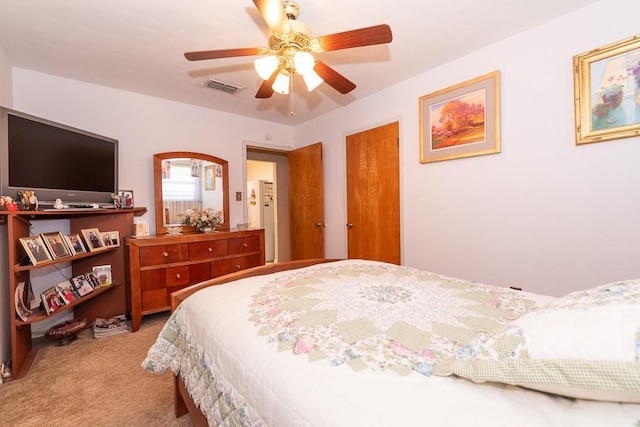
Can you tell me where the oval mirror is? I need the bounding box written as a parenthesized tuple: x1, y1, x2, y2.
(153, 151, 229, 234)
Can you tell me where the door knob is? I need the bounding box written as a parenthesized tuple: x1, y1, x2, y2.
(314, 222, 323, 228)
(346, 223, 353, 228)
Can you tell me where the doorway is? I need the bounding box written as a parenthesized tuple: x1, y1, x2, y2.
(246, 143, 325, 262)
(246, 149, 290, 262)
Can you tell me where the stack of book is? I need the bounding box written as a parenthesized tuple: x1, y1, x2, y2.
(92, 314, 130, 339)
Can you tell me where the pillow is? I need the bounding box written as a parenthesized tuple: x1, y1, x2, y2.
(436, 279, 640, 402)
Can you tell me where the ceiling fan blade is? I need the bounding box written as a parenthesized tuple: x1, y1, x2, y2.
(255, 69, 280, 99)
(315, 24, 392, 52)
(253, 0, 290, 33)
(314, 61, 356, 94)
(184, 47, 260, 61)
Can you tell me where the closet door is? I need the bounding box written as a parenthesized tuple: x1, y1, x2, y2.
(346, 122, 400, 264)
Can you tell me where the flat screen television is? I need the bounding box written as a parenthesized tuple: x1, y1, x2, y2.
(0, 107, 118, 206)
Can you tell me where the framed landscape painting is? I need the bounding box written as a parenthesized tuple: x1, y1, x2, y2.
(573, 34, 640, 145)
(419, 71, 501, 163)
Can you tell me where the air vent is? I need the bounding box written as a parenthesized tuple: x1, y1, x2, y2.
(204, 78, 242, 94)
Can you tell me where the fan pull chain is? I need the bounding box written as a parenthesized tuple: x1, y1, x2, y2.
(289, 75, 295, 116)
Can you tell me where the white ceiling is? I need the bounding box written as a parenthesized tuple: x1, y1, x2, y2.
(0, 0, 598, 125)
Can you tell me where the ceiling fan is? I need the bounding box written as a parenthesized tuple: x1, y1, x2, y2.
(184, 0, 393, 99)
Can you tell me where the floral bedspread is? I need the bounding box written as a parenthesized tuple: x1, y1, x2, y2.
(142, 260, 546, 426)
(247, 262, 538, 376)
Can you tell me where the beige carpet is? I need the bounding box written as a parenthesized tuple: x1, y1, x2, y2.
(0, 312, 193, 427)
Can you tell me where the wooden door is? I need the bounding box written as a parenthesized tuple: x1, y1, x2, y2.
(346, 122, 400, 264)
(288, 142, 324, 260)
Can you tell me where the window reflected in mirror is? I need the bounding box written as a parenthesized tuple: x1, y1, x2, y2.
(161, 158, 223, 225)
(154, 152, 229, 235)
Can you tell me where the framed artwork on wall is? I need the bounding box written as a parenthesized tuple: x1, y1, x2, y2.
(204, 165, 216, 190)
(574, 34, 640, 145)
(419, 70, 501, 163)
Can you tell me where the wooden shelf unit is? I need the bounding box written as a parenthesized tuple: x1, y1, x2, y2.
(0, 208, 146, 379)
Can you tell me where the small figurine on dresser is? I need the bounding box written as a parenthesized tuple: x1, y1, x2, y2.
(18, 191, 38, 211)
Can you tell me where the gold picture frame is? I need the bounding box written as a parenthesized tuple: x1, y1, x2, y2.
(574, 34, 640, 145)
(100, 230, 120, 247)
(204, 165, 216, 190)
(41, 231, 72, 260)
(419, 71, 501, 163)
(19, 235, 53, 266)
(81, 228, 104, 252)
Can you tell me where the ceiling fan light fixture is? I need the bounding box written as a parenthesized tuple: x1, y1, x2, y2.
(303, 69, 323, 92)
(293, 51, 315, 75)
(272, 71, 290, 95)
(255, 56, 279, 80)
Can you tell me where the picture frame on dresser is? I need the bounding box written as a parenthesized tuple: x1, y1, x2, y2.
(19, 235, 53, 265)
(81, 228, 104, 251)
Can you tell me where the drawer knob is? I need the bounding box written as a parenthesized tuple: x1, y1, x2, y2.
(236, 264, 241, 269)
(208, 247, 212, 252)
(243, 243, 248, 248)
(176, 274, 181, 279)
(163, 252, 169, 257)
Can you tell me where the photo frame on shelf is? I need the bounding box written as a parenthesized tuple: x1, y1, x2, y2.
(19, 235, 53, 266)
(41, 231, 72, 260)
(80, 228, 104, 252)
(204, 165, 216, 190)
(64, 233, 87, 255)
(41, 285, 66, 315)
(100, 231, 120, 247)
(573, 34, 640, 145)
(92, 264, 112, 287)
(70, 274, 94, 296)
(116, 190, 134, 208)
(419, 70, 501, 163)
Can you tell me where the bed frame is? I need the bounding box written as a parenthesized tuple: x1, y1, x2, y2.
(169, 258, 339, 425)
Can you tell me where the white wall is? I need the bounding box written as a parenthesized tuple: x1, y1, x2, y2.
(0, 44, 12, 107)
(0, 43, 12, 367)
(11, 69, 296, 229)
(296, 0, 640, 296)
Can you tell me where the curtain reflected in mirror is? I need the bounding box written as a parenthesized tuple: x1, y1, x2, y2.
(154, 152, 229, 235)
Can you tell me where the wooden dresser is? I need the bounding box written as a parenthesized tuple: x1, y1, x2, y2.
(128, 228, 264, 331)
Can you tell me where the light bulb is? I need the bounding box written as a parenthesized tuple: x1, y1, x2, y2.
(254, 56, 278, 80)
(303, 69, 323, 92)
(272, 72, 290, 95)
(294, 51, 315, 75)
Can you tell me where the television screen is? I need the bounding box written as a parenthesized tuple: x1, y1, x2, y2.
(1, 108, 118, 205)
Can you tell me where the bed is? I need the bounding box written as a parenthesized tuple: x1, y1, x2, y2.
(142, 259, 640, 426)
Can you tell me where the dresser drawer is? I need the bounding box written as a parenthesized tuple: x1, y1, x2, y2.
(141, 269, 166, 291)
(165, 263, 210, 287)
(228, 236, 260, 255)
(141, 289, 167, 312)
(188, 240, 228, 260)
(211, 253, 262, 277)
(139, 244, 188, 266)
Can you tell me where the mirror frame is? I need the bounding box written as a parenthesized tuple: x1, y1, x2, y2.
(153, 151, 230, 235)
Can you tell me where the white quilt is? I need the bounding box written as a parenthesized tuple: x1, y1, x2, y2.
(143, 259, 640, 426)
